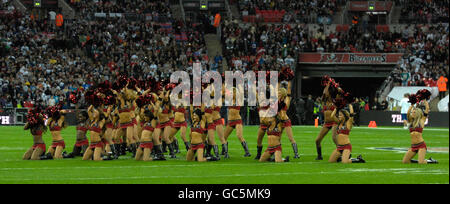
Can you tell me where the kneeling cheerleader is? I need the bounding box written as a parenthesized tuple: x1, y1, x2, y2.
(23, 107, 47, 160)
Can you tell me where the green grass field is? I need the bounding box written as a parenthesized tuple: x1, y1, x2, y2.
(0, 126, 448, 184)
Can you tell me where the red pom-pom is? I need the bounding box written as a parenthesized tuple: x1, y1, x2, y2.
(333, 98, 347, 109)
(97, 80, 112, 94)
(45, 106, 60, 118)
(69, 91, 80, 104)
(321, 75, 331, 86)
(408, 94, 418, 104)
(103, 95, 116, 106)
(127, 77, 137, 90)
(117, 75, 128, 89)
(416, 89, 431, 101)
(280, 67, 294, 81)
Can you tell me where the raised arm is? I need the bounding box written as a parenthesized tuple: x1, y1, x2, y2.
(347, 105, 354, 130)
(24, 122, 30, 130)
(406, 105, 414, 122)
(330, 108, 338, 121)
(285, 81, 292, 109)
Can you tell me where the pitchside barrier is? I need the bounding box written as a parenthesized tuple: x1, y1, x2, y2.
(1, 108, 448, 127)
(0, 108, 79, 126)
(360, 111, 449, 128)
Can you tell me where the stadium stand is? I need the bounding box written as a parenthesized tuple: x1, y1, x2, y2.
(0, 0, 448, 116)
(0, 0, 208, 109)
(398, 0, 449, 24)
(238, 0, 347, 24)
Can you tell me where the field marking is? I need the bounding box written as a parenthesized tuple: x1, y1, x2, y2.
(0, 147, 28, 151)
(367, 147, 449, 154)
(0, 159, 445, 171)
(1, 168, 448, 182)
(341, 168, 448, 175)
(352, 127, 449, 131)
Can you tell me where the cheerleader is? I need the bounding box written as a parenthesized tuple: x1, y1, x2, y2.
(186, 107, 207, 162)
(328, 103, 365, 163)
(223, 87, 251, 157)
(83, 106, 105, 161)
(23, 107, 47, 160)
(254, 102, 271, 160)
(168, 93, 190, 152)
(135, 104, 156, 161)
(101, 105, 119, 160)
(153, 89, 176, 159)
(314, 80, 339, 160)
(113, 87, 138, 157)
(41, 106, 67, 159)
(278, 83, 299, 158)
(402, 93, 438, 164)
(258, 115, 290, 163)
(204, 104, 220, 160)
(63, 111, 89, 158)
(212, 105, 228, 158)
(111, 107, 124, 157)
(151, 90, 169, 160)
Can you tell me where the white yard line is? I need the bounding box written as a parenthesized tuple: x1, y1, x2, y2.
(353, 127, 449, 131)
(1, 168, 448, 181)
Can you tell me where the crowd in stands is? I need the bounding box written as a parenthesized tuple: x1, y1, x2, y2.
(398, 0, 449, 23)
(238, 0, 346, 24)
(220, 20, 299, 73)
(67, 0, 172, 22)
(1, 3, 210, 109)
(1, 0, 9, 10)
(1, 0, 449, 115)
(383, 24, 449, 88)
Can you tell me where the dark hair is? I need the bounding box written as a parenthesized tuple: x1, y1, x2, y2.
(339, 110, 350, 125)
(193, 108, 204, 120)
(79, 111, 88, 121)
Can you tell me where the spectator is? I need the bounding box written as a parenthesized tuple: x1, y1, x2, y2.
(294, 97, 305, 125)
(380, 98, 388, 110)
(351, 98, 361, 126)
(399, 93, 411, 129)
(437, 75, 448, 100)
(371, 98, 381, 110)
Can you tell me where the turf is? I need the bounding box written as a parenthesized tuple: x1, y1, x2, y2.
(0, 126, 448, 184)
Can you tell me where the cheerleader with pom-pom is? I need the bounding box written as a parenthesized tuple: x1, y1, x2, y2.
(402, 91, 438, 164)
(23, 107, 47, 160)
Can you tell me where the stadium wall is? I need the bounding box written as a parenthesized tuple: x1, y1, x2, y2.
(360, 111, 449, 127)
(2, 109, 448, 127)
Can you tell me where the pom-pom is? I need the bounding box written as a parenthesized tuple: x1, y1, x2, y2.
(112, 82, 121, 91)
(416, 89, 431, 101)
(45, 106, 60, 118)
(103, 94, 116, 106)
(136, 94, 154, 108)
(85, 88, 102, 107)
(321, 75, 331, 86)
(127, 77, 137, 90)
(408, 94, 418, 104)
(26, 107, 43, 126)
(117, 74, 128, 89)
(69, 90, 81, 104)
(280, 67, 295, 81)
(98, 80, 112, 94)
(333, 98, 347, 109)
